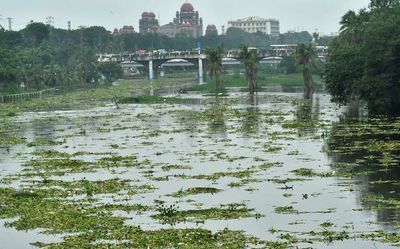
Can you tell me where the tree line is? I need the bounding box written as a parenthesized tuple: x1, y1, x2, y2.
(0, 23, 123, 93)
(0, 22, 319, 93)
(324, 0, 400, 115)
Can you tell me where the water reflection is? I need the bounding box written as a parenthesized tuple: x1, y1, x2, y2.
(295, 95, 320, 137)
(327, 103, 400, 228)
(206, 97, 228, 136)
(3, 90, 400, 249)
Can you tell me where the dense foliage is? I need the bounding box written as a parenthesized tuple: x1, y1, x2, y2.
(0, 22, 316, 93)
(0, 24, 112, 93)
(325, 0, 400, 114)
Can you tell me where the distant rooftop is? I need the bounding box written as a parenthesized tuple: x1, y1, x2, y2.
(230, 16, 279, 22)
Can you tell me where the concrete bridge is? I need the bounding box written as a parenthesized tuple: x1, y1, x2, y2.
(98, 46, 327, 82)
(97, 51, 283, 83)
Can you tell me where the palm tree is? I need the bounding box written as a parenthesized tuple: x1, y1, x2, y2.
(339, 10, 358, 35)
(238, 45, 259, 95)
(205, 46, 223, 93)
(43, 63, 62, 87)
(295, 44, 316, 100)
(77, 49, 99, 85)
(339, 10, 369, 41)
(24, 64, 45, 89)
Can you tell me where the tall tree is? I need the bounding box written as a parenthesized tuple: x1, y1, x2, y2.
(98, 62, 124, 83)
(43, 64, 62, 87)
(295, 44, 316, 100)
(369, 0, 398, 9)
(23, 22, 50, 47)
(238, 45, 259, 95)
(339, 11, 358, 35)
(205, 46, 223, 93)
(339, 9, 369, 42)
(325, 0, 400, 114)
(77, 49, 99, 84)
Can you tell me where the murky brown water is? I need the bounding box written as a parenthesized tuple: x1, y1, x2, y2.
(0, 91, 399, 248)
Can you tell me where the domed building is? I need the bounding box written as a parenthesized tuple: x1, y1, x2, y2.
(139, 11, 159, 34)
(158, 2, 203, 38)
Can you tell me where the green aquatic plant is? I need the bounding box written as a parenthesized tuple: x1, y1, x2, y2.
(152, 203, 260, 224)
(169, 187, 222, 198)
(291, 168, 333, 177)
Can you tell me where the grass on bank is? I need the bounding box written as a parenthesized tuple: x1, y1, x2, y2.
(189, 73, 323, 93)
(0, 77, 196, 116)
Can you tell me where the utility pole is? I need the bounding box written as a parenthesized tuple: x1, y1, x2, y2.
(7, 17, 13, 31)
(67, 21, 71, 31)
(46, 16, 54, 27)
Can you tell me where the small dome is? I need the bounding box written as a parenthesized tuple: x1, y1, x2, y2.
(148, 12, 156, 18)
(181, 3, 194, 12)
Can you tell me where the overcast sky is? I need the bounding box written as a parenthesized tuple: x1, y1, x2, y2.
(1, 0, 370, 34)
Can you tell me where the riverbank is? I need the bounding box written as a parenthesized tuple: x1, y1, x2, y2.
(0, 77, 197, 116)
(190, 73, 323, 93)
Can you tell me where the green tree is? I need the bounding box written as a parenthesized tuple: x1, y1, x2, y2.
(77, 49, 99, 84)
(325, 0, 400, 114)
(369, 0, 398, 9)
(339, 9, 369, 42)
(98, 62, 124, 83)
(295, 44, 316, 100)
(23, 22, 50, 47)
(205, 46, 223, 93)
(43, 64, 62, 87)
(239, 44, 259, 95)
(0, 48, 19, 86)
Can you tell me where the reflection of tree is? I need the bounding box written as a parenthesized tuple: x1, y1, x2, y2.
(206, 97, 227, 137)
(338, 100, 367, 122)
(295, 95, 320, 137)
(238, 95, 260, 134)
(327, 104, 400, 228)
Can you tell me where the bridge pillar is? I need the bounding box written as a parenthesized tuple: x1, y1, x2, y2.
(148, 60, 154, 81)
(198, 57, 204, 84)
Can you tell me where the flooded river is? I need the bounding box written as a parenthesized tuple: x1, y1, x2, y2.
(0, 90, 399, 248)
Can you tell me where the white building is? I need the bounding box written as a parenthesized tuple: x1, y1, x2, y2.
(228, 16, 280, 36)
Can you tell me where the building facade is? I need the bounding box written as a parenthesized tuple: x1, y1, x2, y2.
(139, 12, 159, 34)
(157, 3, 203, 38)
(228, 17, 280, 36)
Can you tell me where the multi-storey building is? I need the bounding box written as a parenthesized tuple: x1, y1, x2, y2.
(228, 17, 280, 36)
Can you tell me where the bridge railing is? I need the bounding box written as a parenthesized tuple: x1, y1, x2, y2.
(125, 53, 206, 62)
(97, 51, 281, 63)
